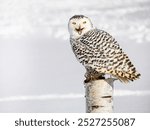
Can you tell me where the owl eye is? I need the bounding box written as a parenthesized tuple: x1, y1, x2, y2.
(72, 22, 76, 25)
(83, 21, 86, 24)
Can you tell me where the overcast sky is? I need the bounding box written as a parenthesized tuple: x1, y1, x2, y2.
(0, 0, 150, 112)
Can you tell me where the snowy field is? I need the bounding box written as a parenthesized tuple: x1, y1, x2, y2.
(0, 0, 150, 112)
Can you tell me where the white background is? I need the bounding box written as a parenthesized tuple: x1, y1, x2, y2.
(0, 113, 150, 130)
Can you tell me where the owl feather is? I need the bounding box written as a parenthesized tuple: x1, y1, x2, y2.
(69, 15, 140, 83)
(71, 29, 140, 83)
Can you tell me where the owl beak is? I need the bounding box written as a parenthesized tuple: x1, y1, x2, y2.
(75, 25, 84, 35)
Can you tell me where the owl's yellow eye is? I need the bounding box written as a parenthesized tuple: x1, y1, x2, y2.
(83, 21, 86, 24)
(72, 22, 76, 25)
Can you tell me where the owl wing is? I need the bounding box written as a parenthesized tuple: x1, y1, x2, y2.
(71, 29, 140, 82)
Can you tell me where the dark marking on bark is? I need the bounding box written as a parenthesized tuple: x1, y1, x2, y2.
(92, 105, 99, 110)
(102, 96, 112, 98)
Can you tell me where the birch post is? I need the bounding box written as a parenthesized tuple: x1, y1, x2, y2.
(85, 78, 115, 113)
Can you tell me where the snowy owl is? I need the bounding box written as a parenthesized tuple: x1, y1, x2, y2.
(68, 15, 141, 83)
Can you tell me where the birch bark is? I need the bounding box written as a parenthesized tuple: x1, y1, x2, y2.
(85, 78, 115, 113)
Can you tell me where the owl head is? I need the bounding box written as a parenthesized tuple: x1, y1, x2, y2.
(68, 15, 93, 38)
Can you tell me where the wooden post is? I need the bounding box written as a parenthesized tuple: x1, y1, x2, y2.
(85, 78, 115, 113)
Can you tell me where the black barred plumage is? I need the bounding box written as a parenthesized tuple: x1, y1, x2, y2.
(70, 15, 86, 20)
(69, 15, 141, 83)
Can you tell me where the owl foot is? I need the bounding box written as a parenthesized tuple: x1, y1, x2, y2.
(84, 76, 95, 83)
(84, 75, 104, 83)
(84, 74, 105, 83)
(98, 75, 105, 79)
(84, 78, 90, 83)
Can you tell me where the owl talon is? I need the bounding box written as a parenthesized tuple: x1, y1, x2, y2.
(84, 79, 90, 83)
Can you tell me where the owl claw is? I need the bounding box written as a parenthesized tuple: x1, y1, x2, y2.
(84, 79, 90, 83)
(84, 76, 95, 83)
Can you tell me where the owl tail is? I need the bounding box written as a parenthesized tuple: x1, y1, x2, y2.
(97, 67, 140, 83)
(114, 71, 140, 83)
(108, 69, 141, 83)
(106, 53, 141, 83)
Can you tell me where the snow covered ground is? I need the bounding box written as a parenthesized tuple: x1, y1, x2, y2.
(0, 0, 150, 112)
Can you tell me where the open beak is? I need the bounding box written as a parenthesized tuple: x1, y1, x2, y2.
(75, 25, 84, 35)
